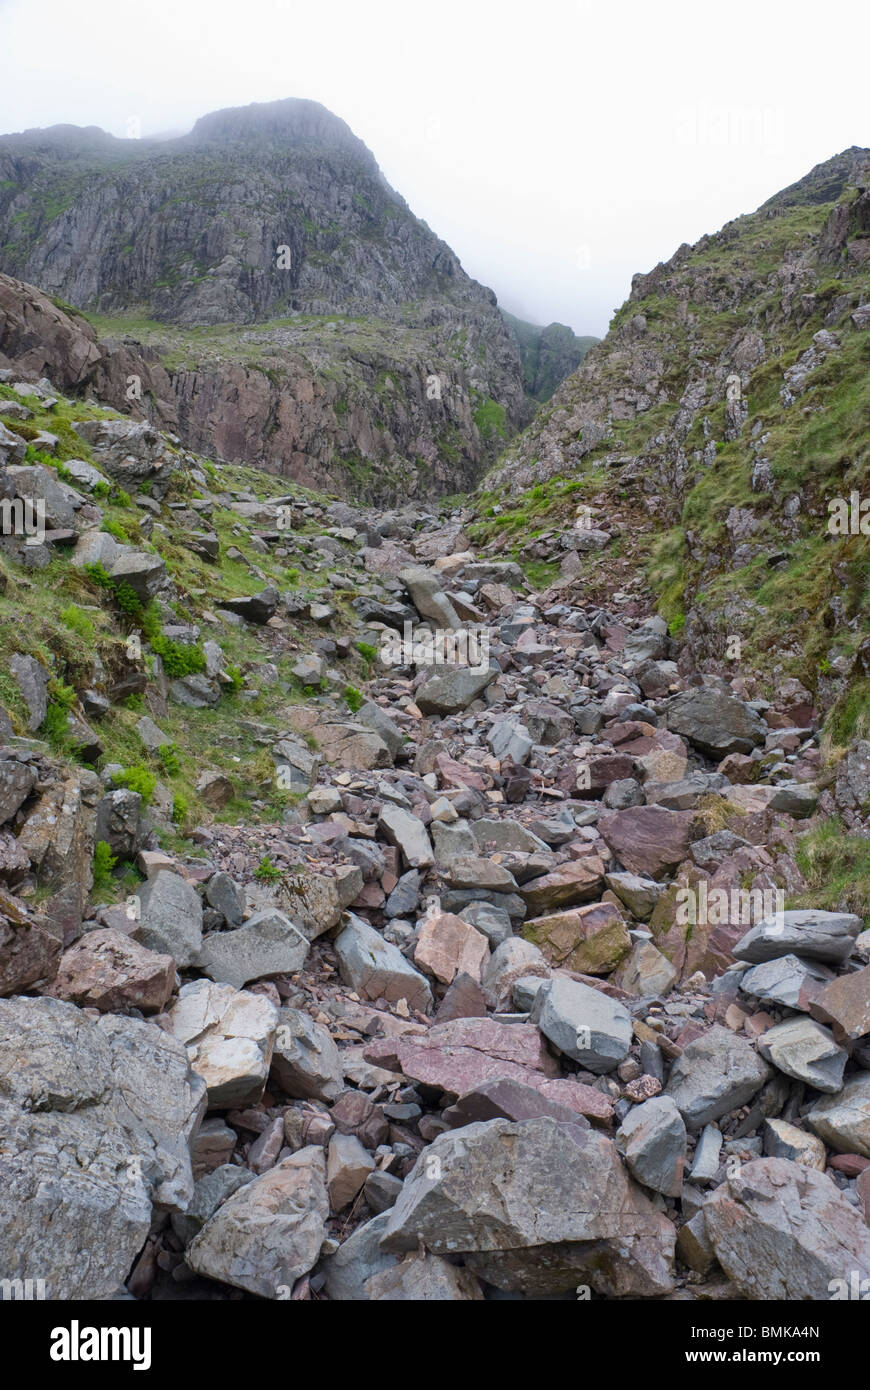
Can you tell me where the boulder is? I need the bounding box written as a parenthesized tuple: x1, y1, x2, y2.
(665, 688, 766, 757)
(704, 1157, 870, 1299)
(0, 885, 61, 996)
(530, 976, 632, 1073)
(523, 901, 630, 975)
(413, 911, 489, 984)
(46, 928, 174, 1012)
(807, 1073, 870, 1157)
(0, 996, 205, 1299)
(615, 1095, 686, 1197)
(134, 869, 203, 968)
(270, 1006, 345, 1102)
(733, 909, 862, 965)
(416, 665, 496, 715)
(665, 1025, 772, 1130)
(598, 806, 694, 881)
(334, 912, 432, 1011)
(380, 1117, 676, 1297)
(198, 908, 309, 989)
(756, 1017, 847, 1094)
(167, 980, 278, 1109)
(186, 1148, 329, 1298)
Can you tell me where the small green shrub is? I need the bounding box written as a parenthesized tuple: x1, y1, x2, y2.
(158, 742, 181, 776)
(93, 841, 117, 892)
(255, 856, 282, 883)
(112, 764, 156, 804)
(171, 794, 188, 826)
(343, 685, 364, 713)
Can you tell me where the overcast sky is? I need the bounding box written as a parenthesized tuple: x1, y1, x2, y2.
(1, 0, 868, 337)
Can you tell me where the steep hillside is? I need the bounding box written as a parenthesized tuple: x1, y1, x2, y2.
(0, 99, 526, 500)
(502, 310, 598, 403)
(482, 148, 870, 737)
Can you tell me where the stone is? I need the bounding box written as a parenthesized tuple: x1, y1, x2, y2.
(399, 565, 461, 629)
(171, 1165, 255, 1247)
(441, 1075, 610, 1127)
(364, 1170, 405, 1215)
(134, 869, 203, 968)
(531, 976, 632, 1073)
(220, 587, 279, 624)
(167, 979, 277, 1108)
(523, 901, 630, 975)
(196, 770, 234, 809)
(281, 866, 363, 940)
(186, 1148, 329, 1298)
(0, 757, 36, 823)
(320, 1212, 398, 1300)
(18, 771, 100, 943)
(440, 855, 517, 892)
(612, 939, 677, 997)
(380, 1117, 675, 1297)
(457, 899, 513, 946)
(472, 819, 550, 855)
(9, 653, 48, 730)
(434, 971, 489, 1022)
(270, 1006, 344, 1102)
(413, 911, 489, 984)
(95, 788, 146, 859)
(377, 802, 434, 868)
(135, 714, 168, 752)
(356, 701, 405, 760)
(327, 1133, 376, 1211)
(807, 1073, 870, 1157)
(334, 912, 432, 1011)
(690, 1124, 723, 1183)
(756, 1017, 847, 1094)
(762, 1118, 826, 1170)
(615, 1095, 687, 1196)
(46, 928, 175, 1012)
(205, 871, 245, 927)
(517, 857, 605, 914)
(598, 806, 694, 880)
(487, 716, 533, 765)
(198, 908, 310, 989)
(740, 954, 834, 1011)
(676, 1210, 716, 1274)
(0, 886, 61, 996)
(361, 1017, 616, 1120)
(604, 870, 661, 919)
(0, 996, 205, 1299)
(366, 1251, 483, 1300)
(482, 936, 550, 1008)
(416, 665, 496, 715)
(665, 688, 766, 757)
(733, 909, 862, 965)
(665, 1026, 773, 1130)
(703, 1158, 870, 1299)
(810, 964, 870, 1041)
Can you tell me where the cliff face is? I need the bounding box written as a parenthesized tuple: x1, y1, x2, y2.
(0, 99, 526, 500)
(502, 310, 598, 403)
(481, 148, 870, 725)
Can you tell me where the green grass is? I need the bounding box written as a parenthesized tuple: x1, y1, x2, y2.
(793, 818, 870, 923)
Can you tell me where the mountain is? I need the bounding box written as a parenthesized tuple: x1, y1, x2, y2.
(482, 147, 870, 737)
(0, 99, 527, 501)
(502, 309, 598, 402)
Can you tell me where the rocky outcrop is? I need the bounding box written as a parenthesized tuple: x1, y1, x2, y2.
(0, 97, 529, 501)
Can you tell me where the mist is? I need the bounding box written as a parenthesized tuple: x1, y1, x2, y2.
(0, 0, 868, 336)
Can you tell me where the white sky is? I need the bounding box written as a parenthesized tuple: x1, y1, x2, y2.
(0, 0, 868, 336)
